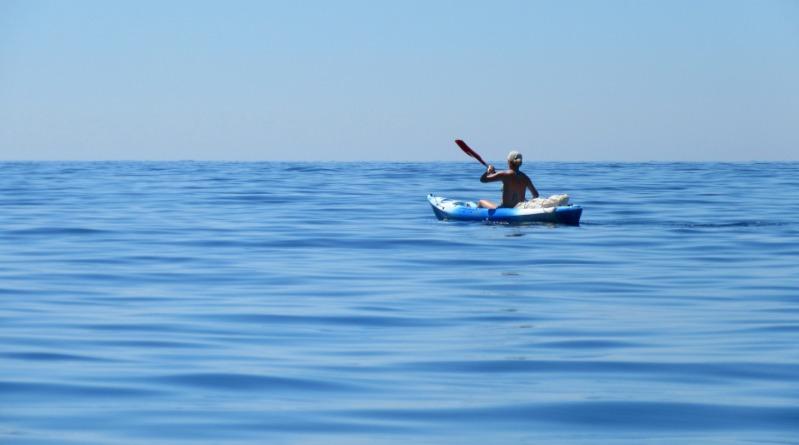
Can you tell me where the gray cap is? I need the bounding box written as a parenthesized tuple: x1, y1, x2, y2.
(507, 151, 522, 162)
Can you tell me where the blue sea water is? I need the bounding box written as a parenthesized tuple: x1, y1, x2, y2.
(1, 161, 798, 445)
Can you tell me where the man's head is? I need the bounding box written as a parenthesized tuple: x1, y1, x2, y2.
(507, 150, 523, 170)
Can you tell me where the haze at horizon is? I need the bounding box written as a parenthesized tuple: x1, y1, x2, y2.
(1, 0, 797, 161)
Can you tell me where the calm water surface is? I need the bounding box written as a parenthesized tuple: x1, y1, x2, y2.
(1, 161, 798, 444)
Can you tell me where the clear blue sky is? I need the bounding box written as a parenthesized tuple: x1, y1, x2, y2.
(1, 0, 797, 161)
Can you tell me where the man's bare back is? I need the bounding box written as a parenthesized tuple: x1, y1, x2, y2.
(478, 151, 539, 209)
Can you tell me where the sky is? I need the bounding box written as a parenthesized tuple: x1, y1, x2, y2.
(1, 0, 797, 161)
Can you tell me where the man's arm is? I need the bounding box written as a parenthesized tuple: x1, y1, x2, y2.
(480, 165, 508, 183)
(526, 174, 540, 198)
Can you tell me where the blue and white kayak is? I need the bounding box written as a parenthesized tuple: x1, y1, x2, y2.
(428, 194, 583, 225)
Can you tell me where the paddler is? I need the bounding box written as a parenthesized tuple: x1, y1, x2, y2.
(477, 150, 539, 209)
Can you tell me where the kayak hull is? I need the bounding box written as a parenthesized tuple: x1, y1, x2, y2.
(428, 195, 582, 225)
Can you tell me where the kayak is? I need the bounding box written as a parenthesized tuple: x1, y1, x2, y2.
(427, 194, 583, 225)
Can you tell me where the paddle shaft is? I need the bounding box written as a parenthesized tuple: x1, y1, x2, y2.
(455, 139, 488, 167)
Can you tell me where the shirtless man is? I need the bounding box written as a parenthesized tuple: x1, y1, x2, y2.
(478, 151, 539, 209)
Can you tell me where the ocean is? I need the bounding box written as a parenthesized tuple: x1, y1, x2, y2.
(1, 161, 798, 444)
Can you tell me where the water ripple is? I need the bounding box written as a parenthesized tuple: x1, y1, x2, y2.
(150, 372, 364, 392)
(345, 401, 799, 431)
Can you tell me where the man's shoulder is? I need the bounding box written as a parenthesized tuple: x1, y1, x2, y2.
(500, 169, 519, 179)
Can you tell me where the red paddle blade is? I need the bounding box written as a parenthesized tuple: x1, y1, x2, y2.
(455, 139, 488, 166)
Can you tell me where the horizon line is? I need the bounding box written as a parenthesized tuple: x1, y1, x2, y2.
(1, 159, 796, 164)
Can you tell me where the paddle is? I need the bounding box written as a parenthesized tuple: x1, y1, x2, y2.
(455, 139, 488, 167)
